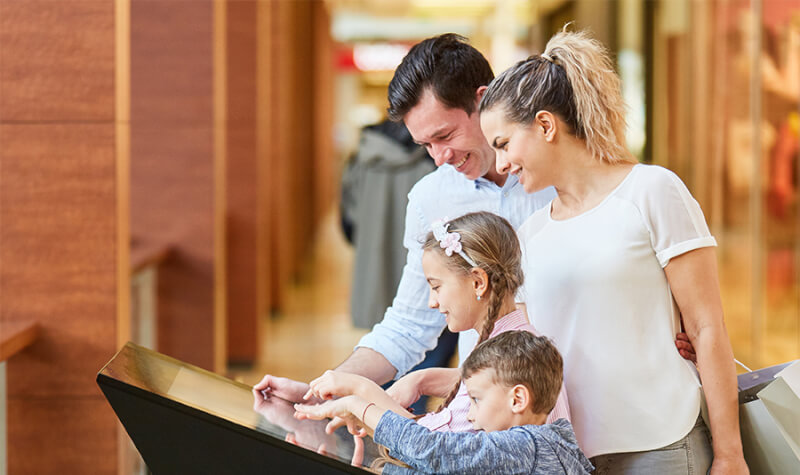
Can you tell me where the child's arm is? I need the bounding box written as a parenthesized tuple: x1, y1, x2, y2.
(372, 412, 551, 475)
(294, 394, 390, 437)
(303, 370, 414, 419)
(387, 367, 460, 408)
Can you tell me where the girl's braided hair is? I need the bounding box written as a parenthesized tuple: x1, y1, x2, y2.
(422, 211, 524, 410)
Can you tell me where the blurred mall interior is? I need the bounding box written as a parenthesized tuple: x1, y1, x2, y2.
(1, 0, 799, 473)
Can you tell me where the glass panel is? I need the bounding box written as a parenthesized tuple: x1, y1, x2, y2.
(714, 0, 759, 368)
(99, 343, 377, 471)
(761, 0, 800, 367)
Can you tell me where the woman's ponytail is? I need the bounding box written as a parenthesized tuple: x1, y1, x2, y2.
(480, 26, 636, 164)
(543, 28, 634, 164)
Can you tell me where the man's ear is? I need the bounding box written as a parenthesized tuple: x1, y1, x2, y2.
(510, 384, 532, 414)
(534, 110, 558, 142)
(470, 267, 490, 300)
(475, 85, 489, 104)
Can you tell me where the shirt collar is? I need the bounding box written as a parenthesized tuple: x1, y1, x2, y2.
(474, 173, 517, 190)
(489, 309, 530, 338)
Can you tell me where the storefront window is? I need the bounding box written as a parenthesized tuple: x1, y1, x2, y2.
(650, 0, 800, 369)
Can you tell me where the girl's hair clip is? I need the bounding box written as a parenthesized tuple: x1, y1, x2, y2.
(431, 218, 478, 268)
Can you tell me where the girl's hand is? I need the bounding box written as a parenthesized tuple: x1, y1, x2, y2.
(386, 372, 423, 409)
(304, 370, 368, 401)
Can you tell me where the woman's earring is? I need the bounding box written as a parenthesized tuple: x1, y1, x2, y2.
(476, 294, 481, 301)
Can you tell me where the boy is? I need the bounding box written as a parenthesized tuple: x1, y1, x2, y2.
(294, 331, 592, 474)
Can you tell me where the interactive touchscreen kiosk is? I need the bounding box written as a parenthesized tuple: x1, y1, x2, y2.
(97, 342, 378, 474)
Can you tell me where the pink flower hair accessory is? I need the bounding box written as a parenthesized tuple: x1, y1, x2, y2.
(431, 218, 478, 268)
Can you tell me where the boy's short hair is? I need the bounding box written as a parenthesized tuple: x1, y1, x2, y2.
(462, 331, 563, 414)
(387, 33, 494, 122)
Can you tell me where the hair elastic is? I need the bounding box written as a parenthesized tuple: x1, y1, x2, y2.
(361, 402, 376, 422)
(431, 218, 478, 268)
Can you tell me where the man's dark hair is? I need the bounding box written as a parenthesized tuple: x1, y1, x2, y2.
(387, 33, 494, 122)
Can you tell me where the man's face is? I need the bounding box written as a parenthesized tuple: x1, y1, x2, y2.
(404, 88, 496, 181)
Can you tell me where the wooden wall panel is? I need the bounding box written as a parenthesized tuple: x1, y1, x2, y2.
(129, 0, 221, 370)
(130, 0, 213, 125)
(312, 2, 335, 226)
(130, 124, 216, 370)
(290, 2, 316, 266)
(225, 0, 260, 363)
(0, 8, 119, 474)
(0, 0, 114, 121)
(265, 0, 321, 310)
(0, 123, 118, 393)
(0, 125, 118, 471)
(269, 0, 292, 310)
(6, 399, 117, 474)
(256, 0, 275, 322)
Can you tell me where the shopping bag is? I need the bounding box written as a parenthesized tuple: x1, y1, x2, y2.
(738, 360, 800, 473)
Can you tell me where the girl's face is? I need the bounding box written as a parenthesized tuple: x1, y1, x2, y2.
(422, 250, 485, 333)
(480, 108, 552, 193)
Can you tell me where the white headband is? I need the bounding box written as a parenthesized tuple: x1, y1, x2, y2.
(431, 218, 478, 268)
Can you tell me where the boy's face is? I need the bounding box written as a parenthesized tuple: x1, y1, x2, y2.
(464, 368, 514, 432)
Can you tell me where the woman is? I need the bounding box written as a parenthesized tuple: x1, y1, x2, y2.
(478, 29, 747, 474)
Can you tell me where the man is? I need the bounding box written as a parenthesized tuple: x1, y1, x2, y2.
(255, 34, 556, 401)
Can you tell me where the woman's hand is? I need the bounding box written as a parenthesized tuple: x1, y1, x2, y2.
(387, 367, 461, 411)
(304, 370, 370, 401)
(709, 455, 749, 475)
(386, 371, 424, 410)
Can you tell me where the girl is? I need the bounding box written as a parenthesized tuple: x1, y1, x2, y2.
(479, 28, 747, 473)
(300, 211, 569, 435)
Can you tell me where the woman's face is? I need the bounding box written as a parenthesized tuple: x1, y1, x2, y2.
(422, 250, 484, 333)
(480, 108, 551, 193)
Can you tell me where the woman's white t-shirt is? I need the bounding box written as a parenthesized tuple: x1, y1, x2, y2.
(518, 164, 716, 458)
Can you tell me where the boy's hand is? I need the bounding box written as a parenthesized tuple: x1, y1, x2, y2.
(304, 370, 368, 401)
(294, 397, 366, 437)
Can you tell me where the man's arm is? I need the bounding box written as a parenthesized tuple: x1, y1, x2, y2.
(335, 347, 397, 386)
(346, 189, 447, 380)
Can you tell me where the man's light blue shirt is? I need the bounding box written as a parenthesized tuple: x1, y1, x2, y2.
(356, 164, 556, 378)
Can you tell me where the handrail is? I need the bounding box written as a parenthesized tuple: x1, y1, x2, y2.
(0, 320, 40, 362)
(131, 241, 171, 274)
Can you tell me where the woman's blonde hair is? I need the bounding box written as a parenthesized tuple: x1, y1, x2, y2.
(480, 27, 635, 164)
